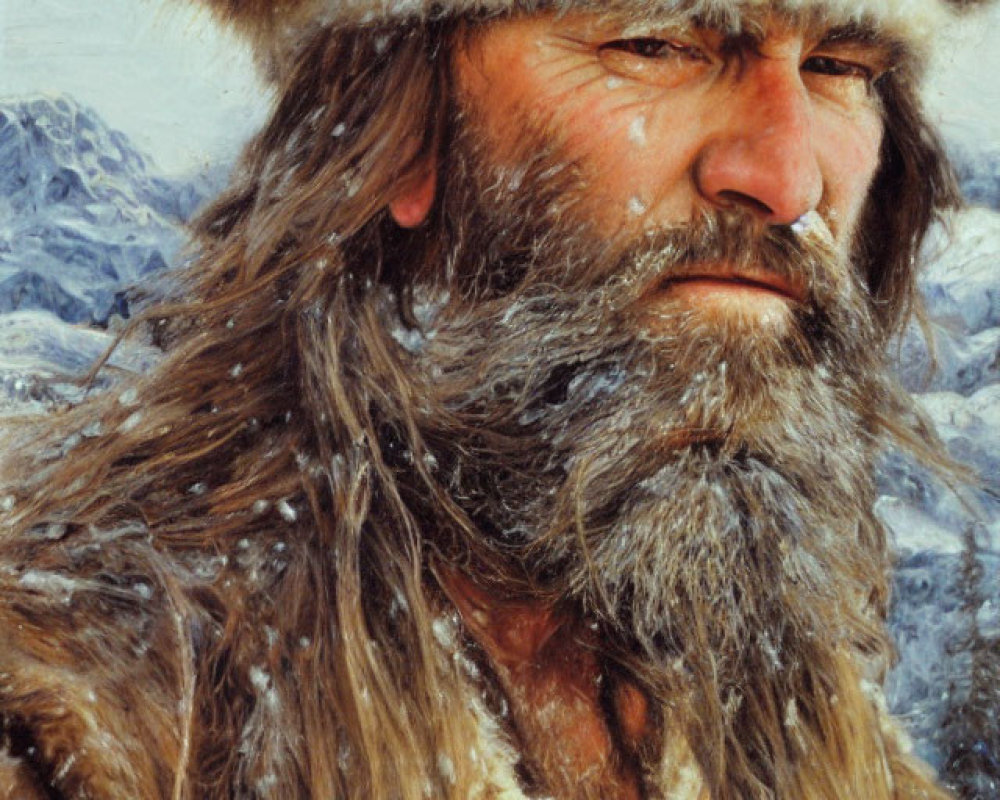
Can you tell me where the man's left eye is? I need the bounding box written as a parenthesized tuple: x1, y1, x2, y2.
(801, 55, 874, 82)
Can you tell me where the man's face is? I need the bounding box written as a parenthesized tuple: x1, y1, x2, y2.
(403, 6, 909, 686)
(451, 10, 889, 327)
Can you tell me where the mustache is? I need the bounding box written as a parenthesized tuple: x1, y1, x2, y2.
(584, 208, 848, 313)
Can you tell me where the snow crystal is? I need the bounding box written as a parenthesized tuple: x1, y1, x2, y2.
(60, 433, 82, 455)
(190, 554, 229, 580)
(248, 665, 279, 709)
(229, 363, 244, 379)
(784, 698, 799, 729)
(118, 411, 143, 433)
(390, 323, 426, 353)
(432, 615, 457, 650)
(392, 588, 410, 616)
(977, 598, 1000, 638)
(249, 665, 270, 692)
(132, 582, 153, 600)
(18, 569, 80, 602)
(29, 522, 69, 540)
(437, 754, 457, 785)
(0, 495, 14, 512)
(277, 498, 297, 523)
(252, 499, 270, 515)
(332, 122, 346, 138)
(52, 753, 77, 784)
(758, 633, 782, 671)
(627, 196, 647, 216)
(337, 740, 352, 771)
(628, 115, 647, 147)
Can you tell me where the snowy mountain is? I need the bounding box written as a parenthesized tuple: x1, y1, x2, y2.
(879, 204, 1000, 789)
(0, 93, 996, 794)
(0, 94, 218, 326)
(946, 126, 1000, 212)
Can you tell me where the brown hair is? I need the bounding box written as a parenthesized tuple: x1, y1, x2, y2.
(0, 16, 959, 799)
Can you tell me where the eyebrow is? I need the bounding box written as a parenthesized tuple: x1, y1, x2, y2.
(818, 23, 906, 54)
(814, 23, 910, 76)
(561, 6, 913, 72)
(704, 18, 909, 71)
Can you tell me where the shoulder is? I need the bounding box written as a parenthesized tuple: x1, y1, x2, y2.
(0, 523, 197, 799)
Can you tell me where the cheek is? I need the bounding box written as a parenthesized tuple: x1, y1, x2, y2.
(820, 111, 883, 240)
(551, 93, 702, 231)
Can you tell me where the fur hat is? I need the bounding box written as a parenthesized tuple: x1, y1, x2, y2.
(194, 0, 984, 80)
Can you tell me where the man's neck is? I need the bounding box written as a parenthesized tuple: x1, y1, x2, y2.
(439, 569, 653, 800)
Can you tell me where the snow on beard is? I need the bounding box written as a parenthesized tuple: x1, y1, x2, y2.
(397, 111, 900, 681)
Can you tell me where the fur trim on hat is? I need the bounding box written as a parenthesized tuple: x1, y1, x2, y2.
(191, 0, 984, 79)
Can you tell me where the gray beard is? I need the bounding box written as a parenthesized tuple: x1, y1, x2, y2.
(394, 117, 903, 697)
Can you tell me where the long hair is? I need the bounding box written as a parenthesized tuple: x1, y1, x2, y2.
(0, 15, 960, 799)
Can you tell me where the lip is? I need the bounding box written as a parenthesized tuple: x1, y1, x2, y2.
(655, 268, 807, 305)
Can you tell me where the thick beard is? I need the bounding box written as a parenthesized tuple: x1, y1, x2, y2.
(394, 115, 906, 727)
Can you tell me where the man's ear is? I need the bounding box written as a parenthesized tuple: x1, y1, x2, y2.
(389, 154, 438, 228)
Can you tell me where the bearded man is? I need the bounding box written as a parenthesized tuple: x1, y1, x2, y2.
(0, 0, 980, 796)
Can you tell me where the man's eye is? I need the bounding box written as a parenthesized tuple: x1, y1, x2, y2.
(598, 36, 712, 87)
(802, 55, 874, 82)
(601, 38, 706, 61)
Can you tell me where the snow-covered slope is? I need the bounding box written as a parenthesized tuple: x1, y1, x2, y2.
(0, 94, 212, 325)
(950, 141, 1000, 212)
(881, 205, 1000, 784)
(0, 310, 160, 417)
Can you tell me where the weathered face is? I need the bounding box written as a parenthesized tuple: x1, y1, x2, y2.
(377, 12, 920, 790)
(451, 9, 890, 327)
(400, 6, 913, 696)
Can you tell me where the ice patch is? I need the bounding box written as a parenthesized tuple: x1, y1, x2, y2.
(628, 115, 647, 147)
(277, 498, 297, 523)
(627, 196, 647, 216)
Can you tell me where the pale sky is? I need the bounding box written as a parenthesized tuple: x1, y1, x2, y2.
(0, 0, 269, 176)
(1, 0, 999, 176)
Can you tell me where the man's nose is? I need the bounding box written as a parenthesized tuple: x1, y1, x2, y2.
(693, 61, 823, 225)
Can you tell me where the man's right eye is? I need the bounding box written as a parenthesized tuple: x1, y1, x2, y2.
(597, 36, 711, 86)
(600, 38, 705, 61)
